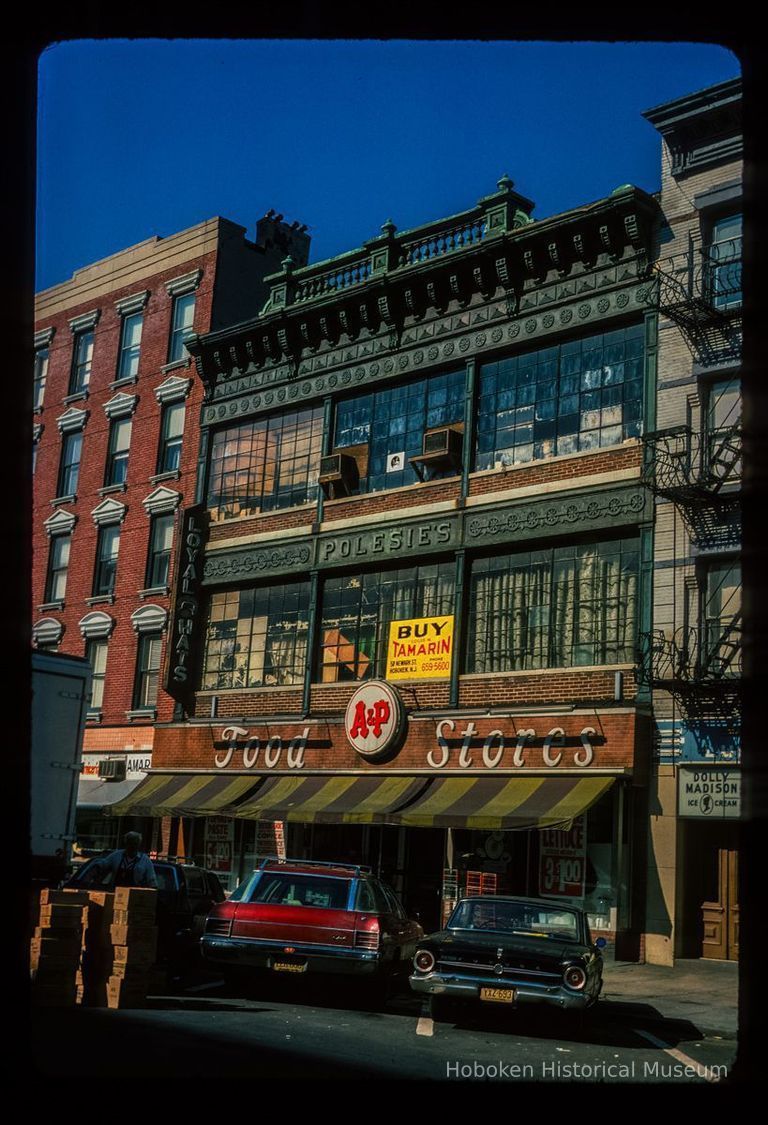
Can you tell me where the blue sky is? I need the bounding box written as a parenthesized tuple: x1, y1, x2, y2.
(36, 40, 739, 291)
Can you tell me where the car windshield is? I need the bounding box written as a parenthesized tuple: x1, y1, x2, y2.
(250, 872, 351, 910)
(449, 900, 580, 942)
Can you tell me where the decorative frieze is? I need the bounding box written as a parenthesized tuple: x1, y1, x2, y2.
(201, 484, 650, 586)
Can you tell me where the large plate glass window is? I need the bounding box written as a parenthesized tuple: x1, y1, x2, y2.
(476, 324, 645, 469)
(468, 538, 639, 672)
(207, 406, 324, 520)
(334, 369, 464, 493)
(319, 561, 455, 682)
(202, 582, 311, 689)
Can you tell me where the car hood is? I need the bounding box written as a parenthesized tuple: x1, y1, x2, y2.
(422, 929, 591, 965)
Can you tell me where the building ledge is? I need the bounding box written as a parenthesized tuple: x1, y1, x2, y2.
(86, 709, 103, 723)
(86, 594, 115, 606)
(37, 601, 64, 612)
(161, 357, 191, 374)
(150, 469, 181, 484)
(63, 390, 89, 404)
(98, 482, 128, 496)
(51, 494, 77, 507)
(126, 709, 157, 722)
(139, 586, 169, 598)
(109, 375, 138, 390)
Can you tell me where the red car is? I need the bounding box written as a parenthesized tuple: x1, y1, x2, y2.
(202, 858, 423, 996)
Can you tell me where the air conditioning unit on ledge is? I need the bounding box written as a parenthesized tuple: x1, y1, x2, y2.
(319, 451, 360, 499)
(410, 427, 463, 480)
(99, 758, 127, 782)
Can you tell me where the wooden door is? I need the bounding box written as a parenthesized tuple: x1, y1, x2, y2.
(701, 848, 739, 960)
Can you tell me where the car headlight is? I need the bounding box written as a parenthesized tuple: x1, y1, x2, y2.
(413, 949, 436, 973)
(563, 965, 587, 990)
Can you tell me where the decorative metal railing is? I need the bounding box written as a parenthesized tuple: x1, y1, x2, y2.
(398, 215, 488, 267)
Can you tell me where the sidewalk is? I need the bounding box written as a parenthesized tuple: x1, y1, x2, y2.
(600, 958, 738, 1037)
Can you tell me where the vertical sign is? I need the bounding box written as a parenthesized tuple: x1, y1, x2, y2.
(165, 505, 208, 704)
(204, 816, 234, 874)
(538, 817, 586, 899)
(256, 821, 286, 860)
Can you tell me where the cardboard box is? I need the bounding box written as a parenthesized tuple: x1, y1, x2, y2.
(112, 944, 156, 967)
(39, 888, 90, 906)
(112, 887, 157, 917)
(38, 904, 88, 928)
(109, 924, 158, 950)
(107, 976, 147, 1009)
(34, 925, 83, 946)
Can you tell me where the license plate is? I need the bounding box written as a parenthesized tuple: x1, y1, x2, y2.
(480, 987, 515, 1003)
(272, 961, 307, 973)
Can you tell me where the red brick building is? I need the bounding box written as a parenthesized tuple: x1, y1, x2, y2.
(115, 178, 661, 956)
(32, 213, 309, 855)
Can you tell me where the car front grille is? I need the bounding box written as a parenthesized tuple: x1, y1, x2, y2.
(205, 917, 232, 937)
(436, 957, 561, 984)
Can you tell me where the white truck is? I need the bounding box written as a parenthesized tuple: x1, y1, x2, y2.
(31, 649, 92, 886)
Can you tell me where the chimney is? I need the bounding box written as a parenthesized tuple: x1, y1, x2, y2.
(256, 212, 311, 269)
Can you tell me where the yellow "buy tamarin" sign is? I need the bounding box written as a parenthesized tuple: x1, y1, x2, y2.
(386, 615, 454, 680)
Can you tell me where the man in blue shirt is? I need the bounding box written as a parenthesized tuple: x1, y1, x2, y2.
(90, 831, 158, 888)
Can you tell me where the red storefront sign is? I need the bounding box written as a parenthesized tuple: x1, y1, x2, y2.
(205, 816, 234, 873)
(538, 818, 586, 899)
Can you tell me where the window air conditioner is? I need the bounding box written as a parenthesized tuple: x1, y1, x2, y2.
(99, 758, 127, 781)
(410, 427, 463, 479)
(319, 451, 360, 499)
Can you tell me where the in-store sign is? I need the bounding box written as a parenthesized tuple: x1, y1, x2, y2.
(386, 451, 405, 473)
(344, 681, 406, 760)
(678, 768, 741, 818)
(539, 818, 586, 899)
(205, 816, 234, 873)
(387, 615, 453, 681)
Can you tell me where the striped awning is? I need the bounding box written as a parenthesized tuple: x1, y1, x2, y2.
(385, 776, 616, 830)
(109, 773, 263, 818)
(232, 775, 429, 824)
(78, 777, 144, 812)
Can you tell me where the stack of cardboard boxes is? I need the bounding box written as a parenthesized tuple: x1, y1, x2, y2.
(31, 886, 161, 1010)
(30, 889, 90, 1006)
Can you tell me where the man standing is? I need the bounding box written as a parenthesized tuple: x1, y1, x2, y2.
(89, 831, 158, 888)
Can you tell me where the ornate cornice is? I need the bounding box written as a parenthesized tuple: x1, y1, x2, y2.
(131, 604, 168, 634)
(34, 327, 55, 348)
(201, 278, 656, 427)
(91, 497, 127, 526)
(44, 508, 76, 537)
(78, 610, 116, 640)
(142, 486, 181, 516)
(57, 406, 89, 434)
(68, 309, 100, 333)
(33, 617, 64, 646)
(187, 185, 659, 400)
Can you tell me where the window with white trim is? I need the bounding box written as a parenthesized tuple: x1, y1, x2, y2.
(168, 292, 196, 363)
(70, 330, 94, 395)
(117, 312, 143, 379)
(86, 638, 108, 710)
(93, 525, 120, 596)
(45, 533, 71, 602)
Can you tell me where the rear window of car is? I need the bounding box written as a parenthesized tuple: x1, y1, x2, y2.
(250, 873, 351, 910)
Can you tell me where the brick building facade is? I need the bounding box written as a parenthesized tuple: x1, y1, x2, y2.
(32, 213, 310, 855)
(114, 174, 661, 953)
(641, 79, 742, 964)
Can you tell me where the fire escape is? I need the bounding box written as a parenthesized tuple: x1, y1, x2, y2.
(639, 233, 741, 734)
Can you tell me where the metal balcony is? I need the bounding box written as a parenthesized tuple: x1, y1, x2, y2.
(642, 423, 741, 548)
(637, 621, 741, 727)
(654, 234, 742, 364)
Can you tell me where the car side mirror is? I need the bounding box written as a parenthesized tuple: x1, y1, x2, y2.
(594, 937, 607, 950)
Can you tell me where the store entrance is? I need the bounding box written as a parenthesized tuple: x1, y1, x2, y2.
(682, 821, 739, 961)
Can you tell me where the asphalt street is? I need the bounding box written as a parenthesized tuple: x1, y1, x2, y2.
(29, 972, 736, 1083)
